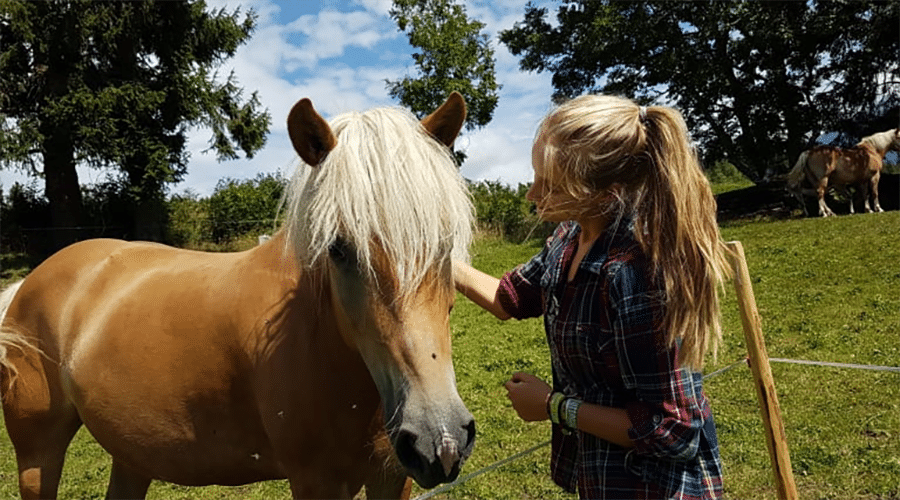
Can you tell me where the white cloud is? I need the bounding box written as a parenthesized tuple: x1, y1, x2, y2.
(352, 0, 394, 15)
(282, 9, 397, 71)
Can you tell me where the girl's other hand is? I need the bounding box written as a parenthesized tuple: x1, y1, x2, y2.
(503, 372, 552, 422)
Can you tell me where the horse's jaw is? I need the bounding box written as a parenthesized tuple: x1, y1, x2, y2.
(328, 287, 475, 488)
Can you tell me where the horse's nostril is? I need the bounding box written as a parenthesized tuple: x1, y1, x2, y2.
(464, 419, 476, 450)
(395, 429, 423, 472)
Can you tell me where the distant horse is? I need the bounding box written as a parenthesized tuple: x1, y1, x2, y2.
(0, 93, 476, 499)
(787, 128, 900, 216)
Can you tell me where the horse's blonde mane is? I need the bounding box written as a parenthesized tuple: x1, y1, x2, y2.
(283, 106, 473, 298)
(858, 128, 900, 155)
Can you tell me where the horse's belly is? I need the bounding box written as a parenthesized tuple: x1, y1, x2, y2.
(75, 386, 285, 485)
(64, 332, 283, 485)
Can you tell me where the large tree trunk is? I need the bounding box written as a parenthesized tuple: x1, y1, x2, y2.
(123, 160, 167, 243)
(42, 127, 84, 252)
(131, 195, 166, 242)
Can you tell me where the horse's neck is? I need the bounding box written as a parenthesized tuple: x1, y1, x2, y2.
(247, 230, 296, 271)
(238, 230, 347, 358)
(856, 142, 880, 157)
(858, 131, 897, 157)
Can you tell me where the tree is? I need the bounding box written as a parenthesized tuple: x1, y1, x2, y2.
(388, 0, 500, 160)
(500, 0, 899, 180)
(0, 0, 270, 247)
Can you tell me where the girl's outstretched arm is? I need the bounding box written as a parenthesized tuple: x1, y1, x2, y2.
(452, 260, 511, 320)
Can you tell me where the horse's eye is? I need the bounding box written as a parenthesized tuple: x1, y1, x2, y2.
(328, 238, 352, 264)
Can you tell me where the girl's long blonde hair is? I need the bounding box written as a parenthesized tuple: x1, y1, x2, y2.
(538, 94, 732, 370)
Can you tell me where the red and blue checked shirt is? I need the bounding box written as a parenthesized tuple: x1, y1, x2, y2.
(497, 220, 724, 500)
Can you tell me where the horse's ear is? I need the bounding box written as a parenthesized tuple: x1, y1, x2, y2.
(421, 91, 467, 149)
(287, 98, 337, 166)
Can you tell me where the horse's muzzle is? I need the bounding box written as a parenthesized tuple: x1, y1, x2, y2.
(394, 416, 476, 489)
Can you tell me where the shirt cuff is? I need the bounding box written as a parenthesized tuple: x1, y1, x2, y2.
(625, 400, 663, 450)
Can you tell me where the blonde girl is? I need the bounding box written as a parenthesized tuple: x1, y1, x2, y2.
(454, 94, 731, 499)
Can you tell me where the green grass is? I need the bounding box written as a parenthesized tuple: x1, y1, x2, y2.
(2, 211, 899, 499)
(707, 161, 755, 195)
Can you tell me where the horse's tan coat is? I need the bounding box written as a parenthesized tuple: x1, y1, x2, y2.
(0, 93, 474, 500)
(4, 234, 397, 495)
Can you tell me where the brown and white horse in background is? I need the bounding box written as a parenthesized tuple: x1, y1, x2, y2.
(0, 93, 476, 499)
(787, 128, 900, 216)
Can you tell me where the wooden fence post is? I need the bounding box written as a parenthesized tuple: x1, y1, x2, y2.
(725, 241, 799, 500)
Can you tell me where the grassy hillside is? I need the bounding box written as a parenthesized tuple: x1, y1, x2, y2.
(1, 211, 898, 499)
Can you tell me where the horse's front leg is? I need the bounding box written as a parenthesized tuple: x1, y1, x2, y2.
(287, 472, 354, 500)
(869, 177, 884, 213)
(106, 459, 152, 500)
(817, 179, 835, 217)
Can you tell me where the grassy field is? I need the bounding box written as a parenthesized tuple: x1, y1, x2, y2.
(1, 210, 898, 499)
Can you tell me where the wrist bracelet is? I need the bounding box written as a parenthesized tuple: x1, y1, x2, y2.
(548, 392, 565, 425)
(562, 398, 582, 431)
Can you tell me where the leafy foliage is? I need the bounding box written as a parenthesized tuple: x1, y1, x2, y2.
(0, 179, 136, 254)
(206, 172, 284, 243)
(388, 0, 500, 162)
(0, 182, 50, 253)
(468, 179, 550, 242)
(166, 190, 212, 249)
(0, 0, 271, 245)
(500, 1, 899, 180)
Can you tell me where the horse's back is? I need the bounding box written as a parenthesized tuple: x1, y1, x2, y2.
(8, 238, 242, 356)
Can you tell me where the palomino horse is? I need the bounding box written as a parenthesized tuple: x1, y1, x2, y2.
(787, 128, 900, 216)
(0, 93, 476, 499)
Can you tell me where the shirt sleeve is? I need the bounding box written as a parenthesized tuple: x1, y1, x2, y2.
(496, 224, 566, 319)
(608, 260, 706, 462)
(497, 249, 546, 320)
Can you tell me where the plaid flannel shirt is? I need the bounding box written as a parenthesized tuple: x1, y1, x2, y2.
(497, 220, 724, 500)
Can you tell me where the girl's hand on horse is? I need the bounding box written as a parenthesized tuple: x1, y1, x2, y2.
(503, 372, 552, 422)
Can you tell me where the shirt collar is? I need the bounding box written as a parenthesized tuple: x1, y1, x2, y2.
(570, 214, 637, 276)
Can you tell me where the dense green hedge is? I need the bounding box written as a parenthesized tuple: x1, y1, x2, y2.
(2, 164, 762, 254)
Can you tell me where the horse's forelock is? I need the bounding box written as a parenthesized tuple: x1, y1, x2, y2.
(283, 106, 473, 297)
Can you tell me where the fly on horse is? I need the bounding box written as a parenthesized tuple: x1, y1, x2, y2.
(0, 93, 476, 499)
(787, 128, 900, 216)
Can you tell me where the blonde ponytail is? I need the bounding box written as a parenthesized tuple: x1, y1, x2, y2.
(634, 107, 732, 369)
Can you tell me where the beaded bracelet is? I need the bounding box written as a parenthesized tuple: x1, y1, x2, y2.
(561, 397, 582, 431)
(547, 392, 566, 425)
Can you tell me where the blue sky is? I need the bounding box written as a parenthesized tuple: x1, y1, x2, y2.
(180, 0, 556, 196)
(1, 0, 557, 196)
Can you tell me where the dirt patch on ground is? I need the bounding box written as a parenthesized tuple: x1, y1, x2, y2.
(716, 173, 899, 221)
